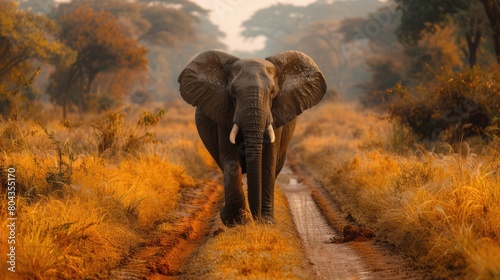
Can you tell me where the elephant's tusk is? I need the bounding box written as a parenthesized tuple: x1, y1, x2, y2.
(229, 124, 239, 144)
(268, 124, 275, 143)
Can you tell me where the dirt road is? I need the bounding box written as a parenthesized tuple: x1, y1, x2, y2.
(107, 165, 430, 279)
(107, 181, 223, 279)
(280, 165, 431, 280)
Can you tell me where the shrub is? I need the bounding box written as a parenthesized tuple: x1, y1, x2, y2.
(385, 67, 500, 142)
(92, 111, 125, 155)
(361, 26, 464, 108)
(92, 109, 165, 156)
(0, 90, 14, 117)
(361, 51, 407, 107)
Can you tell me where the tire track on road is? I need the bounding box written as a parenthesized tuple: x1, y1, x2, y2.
(108, 181, 223, 279)
(280, 166, 430, 280)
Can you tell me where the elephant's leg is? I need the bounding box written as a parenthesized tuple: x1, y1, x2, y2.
(219, 160, 247, 227)
(261, 121, 296, 224)
(218, 127, 247, 227)
(276, 151, 287, 177)
(275, 119, 296, 177)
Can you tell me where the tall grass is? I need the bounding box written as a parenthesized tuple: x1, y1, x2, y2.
(1, 100, 314, 278)
(0, 103, 209, 279)
(293, 101, 500, 279)
(0, 153, 198, 278)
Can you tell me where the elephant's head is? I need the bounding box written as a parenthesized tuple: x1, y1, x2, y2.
(178, 50, 326, 220)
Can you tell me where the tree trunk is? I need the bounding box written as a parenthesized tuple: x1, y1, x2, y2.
(62, 93, 67, 118)
(62, 67, 78, 118)
(463, 30, 482, 68)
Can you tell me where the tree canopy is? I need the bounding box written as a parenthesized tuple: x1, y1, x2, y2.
(56, 0, 203, 48)
(479, 0, 500, 63)
(0, 0, 74, 116)
(49, 5, 148, 117)
(0, 0, 225, 117)
(394, 0, 500, 67)
(242, 0, 385, 47)
(54, 0, 225, 102)
(394, 0, 467, 44)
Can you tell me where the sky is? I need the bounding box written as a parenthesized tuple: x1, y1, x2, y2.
(191, 0, 318, 52)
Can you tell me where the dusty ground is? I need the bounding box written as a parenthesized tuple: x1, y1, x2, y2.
(106, 163, 434, 279)
(286, 158, 435, 280)
(107, 180, 223, 279)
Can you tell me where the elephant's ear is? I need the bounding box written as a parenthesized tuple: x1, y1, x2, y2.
(266, 51, 327, 128)
(178, 50, 239, 128)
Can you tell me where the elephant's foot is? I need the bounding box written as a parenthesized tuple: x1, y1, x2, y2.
(220, 204, 249, 227)
(260, 214, 276, 225)
(252, 210, 276, 225)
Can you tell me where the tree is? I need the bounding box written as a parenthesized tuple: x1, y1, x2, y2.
(55, 0, 224, 101)
(56, 0, 202, 49)
(394, 0, 487, 68)
(138, 6, 195, 46)
(296, 21, 349, 93)
(361, 50, 407, 107)
(241, 0, 385, 55)
(242, 4, 308, 41)
(455, 2, 486, 68)
(394, 0, 466, 43)
(479, 0, 500, 63)
(137, 0, 208, 16)
(0, 0, 74, 116)
(49, 6, 147, 117)
(406, 26, 464, 77)
(338, 8, 407, 106)
(338, 12, 400, 50)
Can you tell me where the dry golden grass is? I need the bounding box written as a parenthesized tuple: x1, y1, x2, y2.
(0, 103, 207, 279)
(0, 152, 197, 279)
(182, 186, 314, 280)
(293, 101, 500, 279)
(0, 101, 311, 279)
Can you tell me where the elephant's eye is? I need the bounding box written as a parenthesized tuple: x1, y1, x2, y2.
(229, 89, 237, 105)
(270, 87, 277, 97)
(228, 86, 236, 98)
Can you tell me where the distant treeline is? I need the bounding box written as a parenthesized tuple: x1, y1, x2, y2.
(1, 0, 499, 141)
(0, 0, 224, 117)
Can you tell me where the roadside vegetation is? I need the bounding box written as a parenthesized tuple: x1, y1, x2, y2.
(0, 102, 312, 279)
(293, 98, 499, 279)
(289, 2, 500, 277)
(0, 104, 209, 279)
(0, 1, 315, 278)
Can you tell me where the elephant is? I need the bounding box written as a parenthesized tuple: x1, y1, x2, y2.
(178, 50, 327, 227)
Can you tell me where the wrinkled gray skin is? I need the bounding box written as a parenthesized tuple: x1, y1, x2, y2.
(178, 50, 326, 227)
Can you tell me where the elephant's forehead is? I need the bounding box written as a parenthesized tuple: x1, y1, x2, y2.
(233, 59, 275, 73)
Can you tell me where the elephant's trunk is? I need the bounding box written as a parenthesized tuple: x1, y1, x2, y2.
(240, 105, 266, 221)
(244, 129, 264, 220)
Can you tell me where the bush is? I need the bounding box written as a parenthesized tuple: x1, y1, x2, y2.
(0, 91, 14, 117)
(92, 109, 165, 156)
(386, 67, 500, 142)
(361, 26, 465, 108)
(361, 51, 407, 107)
